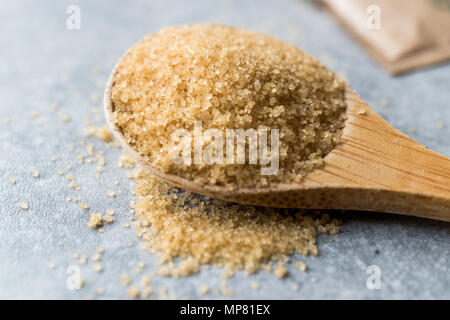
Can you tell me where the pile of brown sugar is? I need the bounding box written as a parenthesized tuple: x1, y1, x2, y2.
(110, 24, 347, 188)
(129, 165, 341, 276)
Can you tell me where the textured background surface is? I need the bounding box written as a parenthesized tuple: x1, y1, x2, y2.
(0, 0, 449, 299)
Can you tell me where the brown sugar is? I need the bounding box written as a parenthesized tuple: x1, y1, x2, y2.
(110, 24, 347, 189)
(131, 167, 341, 275)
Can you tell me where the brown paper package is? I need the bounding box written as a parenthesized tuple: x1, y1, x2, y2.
(321, 0, 450, 74)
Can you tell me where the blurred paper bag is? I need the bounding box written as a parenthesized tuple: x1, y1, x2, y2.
(321, 0, 450, 74)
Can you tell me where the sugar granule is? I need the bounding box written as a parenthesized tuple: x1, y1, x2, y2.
(120, 274, 131, 286)
(141, 287, 153, 299)
(127, 286, 140, 299)
(199, 284, 210, 295)
(88, 213, 103, 228)
(118, 154, 135, 168)
(106, 190, 116, 198)
(80, 202, 89, 210)
(295, 261, 307, 272)
(20, 202, 29, 211)
(140, 275, 151, 286)
(250, 281, 259, 290)
(220, 282, 232, 297)
(80, 255, 87, 265)
(103, 215, 114, 224)
(60, 114, 70, 122)
(85, 124, 114, 142)
(274, 262, 288, 278)
(94, 264, 103, 272)
(95, 287, 105, 295)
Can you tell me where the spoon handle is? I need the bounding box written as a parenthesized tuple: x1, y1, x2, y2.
(302, 90, 450, 221)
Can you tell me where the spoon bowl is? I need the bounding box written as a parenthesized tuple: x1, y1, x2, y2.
(105, 67, 450, 222)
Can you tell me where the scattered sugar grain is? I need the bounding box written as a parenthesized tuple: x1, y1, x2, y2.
(60, 114, 70, 122)
(94, 264, 103, 272)
(30, 110, 40, 118)
(274, 262, 288, 278)
(250, 281, 259, 290)
(80, 255, 87, 264)
(220, 282, 232, 297)
(88, 213, 103, 228)
(120, 274, 131, 286)
(20, 202, 29, 211)
(95, 287, 104, 295)
(295, 261, 307, 272)
(106, 190, 116, 198)
(80, 202, 89, 210)
(85, 144, 95, 155)
(221, 268, 234, 280)
(141, 287, 153, 299)
(85, 124, 114, 142)
(199, 284, 210, 295)
(140, 275, 151, 287)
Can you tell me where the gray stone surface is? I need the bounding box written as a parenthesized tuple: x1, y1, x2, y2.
(0, 0, 449, 299)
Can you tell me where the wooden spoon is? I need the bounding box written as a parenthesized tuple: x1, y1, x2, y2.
(104, 74, 450, 222)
